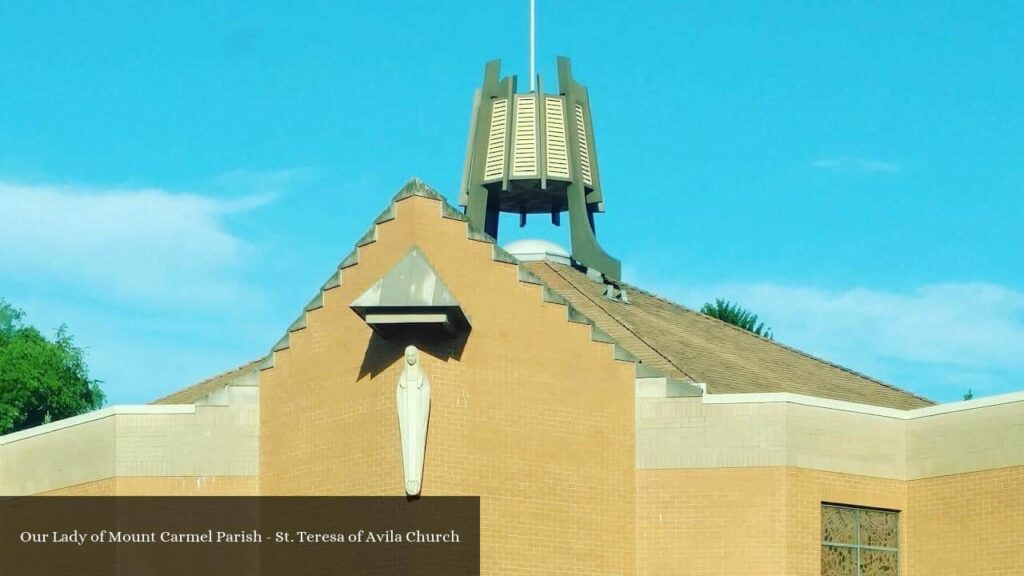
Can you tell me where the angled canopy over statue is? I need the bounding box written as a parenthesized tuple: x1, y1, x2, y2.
(350, 246, 471, 338)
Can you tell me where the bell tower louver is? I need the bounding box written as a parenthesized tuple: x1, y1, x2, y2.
(460, 57, 622, 283)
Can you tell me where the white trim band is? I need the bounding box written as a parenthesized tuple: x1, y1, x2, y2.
(0, 405, 197, 445)
(702, 390, 1024, 420)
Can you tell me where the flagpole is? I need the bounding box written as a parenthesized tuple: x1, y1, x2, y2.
(530, 0, 536, 91)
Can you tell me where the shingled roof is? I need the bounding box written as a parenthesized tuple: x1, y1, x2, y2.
(526, 260, 933, 410)
(151, 359, 262, 405)
(151, 180, 932, 411)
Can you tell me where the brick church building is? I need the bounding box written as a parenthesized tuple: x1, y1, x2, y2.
(2, 58, 1022, 576)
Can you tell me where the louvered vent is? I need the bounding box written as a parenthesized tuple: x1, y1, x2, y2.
(545, 97, 570, 179)
(461, 57, 620, 280)
(575, 104, 593, 187)
(484, 98, 508, 181)
(511, 95, 538, 177)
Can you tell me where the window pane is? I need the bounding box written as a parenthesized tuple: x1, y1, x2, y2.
(821, 545, 857, 576)
(822, 506, 857, 544)
(860, 549, 898, 575)
(859, 509, 898, 549)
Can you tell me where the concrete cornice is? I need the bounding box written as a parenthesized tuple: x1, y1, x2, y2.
(703, 390, 1024, 420)
(0, 405, 197, 445)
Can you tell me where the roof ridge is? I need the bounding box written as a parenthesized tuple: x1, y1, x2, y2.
(618, 277, 935, 406)
(150, 357, 262, 404)
(542, 262, 699, 383)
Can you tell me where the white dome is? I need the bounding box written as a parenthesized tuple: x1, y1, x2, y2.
(503, 239, 571, 264)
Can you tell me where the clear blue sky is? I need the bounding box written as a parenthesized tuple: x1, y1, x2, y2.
(1, 1, 1021, 404)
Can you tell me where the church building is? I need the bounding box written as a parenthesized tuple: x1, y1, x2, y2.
(1, 57, 1022, 576)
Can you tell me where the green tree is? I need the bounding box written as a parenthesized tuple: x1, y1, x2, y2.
(700, 298, 774, 339)
(0, 299, 105, 435)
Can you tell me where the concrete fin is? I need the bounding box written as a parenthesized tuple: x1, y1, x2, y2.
(666, 378, 704, 397)
(590, 325, 615, 344)
(467, 226, 496, 244)
(517, 266, 543, 285)
(356, 225, 378, 247)
(304, 292, 324, 311)
(321, 270, 341, 291)
(339, 248, 359, 269)
(288, 313, 307, 332)
(392, 177, 444, 202)
(542, 286, 568, 306)
(613, 344, 638, 362)
(636, 375, 704, 398)
(389, 179, 466, 224)
(635, 363, 664, 378)
(440, 201, 469, 222)
(374, 204, 396, 224)
(566, 305, 593, 325)
(272, 333, 291, 352)
(492, 244, 519, 264)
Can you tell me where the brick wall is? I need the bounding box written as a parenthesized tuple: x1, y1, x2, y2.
(637, 467, 906, 576)
(40, 478, 118, 496)
(638, 464, 1024, 576)
(637, 468, 789, 575)
(260, 194, 637, 575)
(39, 476, 258, 496)
(784, 468, 906, 576)
(905, 465, 1024, 575)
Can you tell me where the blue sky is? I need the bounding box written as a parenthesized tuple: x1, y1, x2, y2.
(1, 1, 1021, 404)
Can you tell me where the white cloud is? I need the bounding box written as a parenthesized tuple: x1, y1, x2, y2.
(0, 179, 276, 306)
(209, 167, 319, 196)
(809, 156, 901, 173)
(639, 278, 1024, 399)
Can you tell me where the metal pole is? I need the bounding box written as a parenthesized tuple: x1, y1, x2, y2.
(530, 0, 536, 90)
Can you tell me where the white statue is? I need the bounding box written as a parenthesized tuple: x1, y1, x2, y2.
(397, 345, 430, 495)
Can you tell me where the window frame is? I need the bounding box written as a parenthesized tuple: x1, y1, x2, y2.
(821, 502, 900, 576)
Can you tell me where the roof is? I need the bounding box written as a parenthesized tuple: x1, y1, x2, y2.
(526, 260, 933, 410)
(152, 179, 932, 411)
(150, 358, 262, 405)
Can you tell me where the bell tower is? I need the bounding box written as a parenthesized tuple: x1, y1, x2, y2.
(459, 57, 622, 283)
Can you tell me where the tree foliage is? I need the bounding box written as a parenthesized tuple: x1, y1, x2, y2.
(700, 298, 774, 339)
(0, 299, 105, 435)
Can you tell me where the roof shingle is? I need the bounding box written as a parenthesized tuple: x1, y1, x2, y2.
(526, 261, 932, 410)
(150, 359, 261, 405)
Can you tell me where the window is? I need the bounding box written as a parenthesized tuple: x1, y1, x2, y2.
(821, 504, 899, 576)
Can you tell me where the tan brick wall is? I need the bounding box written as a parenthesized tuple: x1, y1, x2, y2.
(637, 468, 789, 576)
(784, 468, 906, 576)
(1, 404, 257, 495)
(114, 405, 258, 478)
(1, 415, 116, 494)
(638, 394, 1024, 483)
(40, 478, 118, 496)
(637, 467, 906, 576)
(907, 402, 1024, 479)
(637, 397, 904, 479)
(114, 476, 259, 496)
(260, 194, 637, 575)
(635, 394, 1024, 574)
(38, 476, 258, 496)
(905, 465, 1024, 576)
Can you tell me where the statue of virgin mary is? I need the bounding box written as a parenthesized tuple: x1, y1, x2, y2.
(397, 345, 430, 495)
